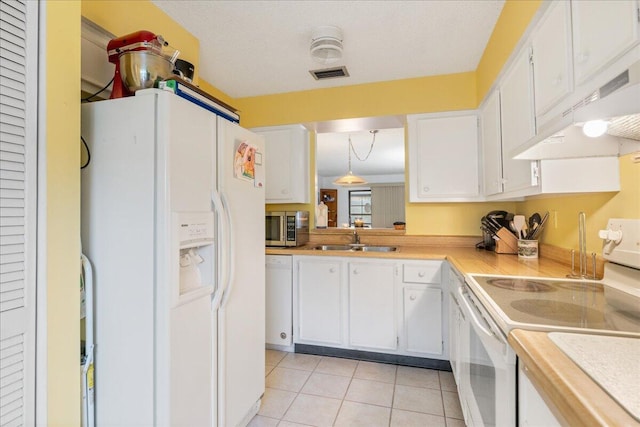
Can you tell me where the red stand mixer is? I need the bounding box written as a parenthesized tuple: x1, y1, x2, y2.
(107, 30, 168, 99)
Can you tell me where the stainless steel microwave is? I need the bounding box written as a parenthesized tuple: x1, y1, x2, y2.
(266, 211, 309, 247)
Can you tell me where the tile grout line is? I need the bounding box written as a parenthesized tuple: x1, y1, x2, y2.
(264, 352, 457, 426)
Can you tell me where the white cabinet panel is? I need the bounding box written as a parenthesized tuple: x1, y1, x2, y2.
(408, 112, 480, 201)
(499, 49, 540, 194)
(480, 91, 504, 196)
(253, 125, 310, 204)
(266, 255, 293, 347)
(294, 257, 345, 346)
(403, 286, 443, 356)
(518, 360, 562, 427)
(399, 260, 446, 359)
(532, 0, 573, 117)
(348, 261, 397, 351)
(403, 262, 442, 284)
(572, 0, 640, 85)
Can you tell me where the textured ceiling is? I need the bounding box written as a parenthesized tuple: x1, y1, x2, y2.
(152, 0, 505, 98)
(150, 0, 504, 176)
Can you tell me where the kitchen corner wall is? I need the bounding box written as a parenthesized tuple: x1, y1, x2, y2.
(44, 1, 82, 425)
(241, 0, 543, 236)
(518, 153, 640, 254)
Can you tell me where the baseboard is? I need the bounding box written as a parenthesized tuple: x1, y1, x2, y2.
(294, 344, 452, 371)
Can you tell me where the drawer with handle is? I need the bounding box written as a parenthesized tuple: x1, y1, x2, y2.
(402, 261, 442, 284)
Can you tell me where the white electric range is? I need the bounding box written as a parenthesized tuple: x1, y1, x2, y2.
(453, 218, 640, 427)
(466, 218, 640, 338)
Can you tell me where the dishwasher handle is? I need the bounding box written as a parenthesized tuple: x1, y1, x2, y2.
(458, 287, 498, 341)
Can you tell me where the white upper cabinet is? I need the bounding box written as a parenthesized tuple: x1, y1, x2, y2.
(408, 111, 480, 202)
(499, 48, 540, 195)
(572, 0, 640, 86)
(531, 0, 574, 118)
(480, 90, 504, 196)
(252, 124, 310, 204)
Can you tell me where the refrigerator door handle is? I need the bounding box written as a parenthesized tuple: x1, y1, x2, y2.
(219, 192, 235, 309)
(211, 190, 229, 311)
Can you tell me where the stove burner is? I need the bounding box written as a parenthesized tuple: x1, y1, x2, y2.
(486, 278, 556, 292)
(510, 299, 604, 325)
(554, 281, 603, 292)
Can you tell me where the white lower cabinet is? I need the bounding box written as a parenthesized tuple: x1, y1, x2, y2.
(293, 256, 346, 347)
(349, 260, 397, 351)
(402, 286, 442, 355)
(518, 360, 562, 427)
(293, 256, 448, 360)
(399, 261, 447, 359)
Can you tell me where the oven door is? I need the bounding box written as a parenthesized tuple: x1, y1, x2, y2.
(458, 286, 516, 427)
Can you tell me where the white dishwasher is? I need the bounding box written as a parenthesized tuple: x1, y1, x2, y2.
(266, 255, 293, 349)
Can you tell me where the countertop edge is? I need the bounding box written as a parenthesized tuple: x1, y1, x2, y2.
(509, 329, 639, 427)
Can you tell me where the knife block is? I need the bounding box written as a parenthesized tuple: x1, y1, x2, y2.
(495, 228, 518, 254)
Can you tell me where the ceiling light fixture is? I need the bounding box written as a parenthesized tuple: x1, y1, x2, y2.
(310, 26, 343, 65)
(582, 120, 609, 137)
(333, 130, 378, 186)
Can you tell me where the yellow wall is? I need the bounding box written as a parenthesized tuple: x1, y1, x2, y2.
(518, 153, 640, 253)
(60, 1, 635, 424)
(46, 1, 81, 425)
(475, 0, 542, 102)
(236, 72, 477, 128)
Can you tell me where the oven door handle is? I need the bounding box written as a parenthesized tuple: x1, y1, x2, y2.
(458, 287, 495, 340)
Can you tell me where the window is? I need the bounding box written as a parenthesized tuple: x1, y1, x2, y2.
(348, 190, 371, 227)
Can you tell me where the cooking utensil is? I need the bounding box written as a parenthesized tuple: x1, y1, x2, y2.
(529, 212, 542, 229)
(107, 30, 168, 99)
(119, 51, 174, 94)
(520, 222, 528, 239)
(481, 218, 501, 235)
(513, 215, 526, 239)
(531, 211, 549, 239)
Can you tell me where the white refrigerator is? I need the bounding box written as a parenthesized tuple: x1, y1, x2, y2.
(81, 89, 265, 426)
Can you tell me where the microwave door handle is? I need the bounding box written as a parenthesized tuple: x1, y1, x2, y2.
(280, 215, 286, 243)
(458, 287, 495, 339)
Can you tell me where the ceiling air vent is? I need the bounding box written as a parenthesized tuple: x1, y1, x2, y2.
(309, 66, 350, 80)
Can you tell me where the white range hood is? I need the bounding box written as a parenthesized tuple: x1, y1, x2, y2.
(513, 61, 640, 160)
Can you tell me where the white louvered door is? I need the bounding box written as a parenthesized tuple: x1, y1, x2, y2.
(0, 1, 38, 426)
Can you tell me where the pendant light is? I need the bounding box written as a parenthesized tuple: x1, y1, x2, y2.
(333, 130, 378, 186)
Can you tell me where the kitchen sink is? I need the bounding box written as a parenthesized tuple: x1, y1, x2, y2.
(309, 245, 397, 252)
(311, 245, 353, 251)
(360, 246, 397, 252)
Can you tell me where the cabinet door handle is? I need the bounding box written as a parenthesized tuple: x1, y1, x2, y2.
(418, 271, 425, 278)
(329, 267, 335, 273)
(575, 51, 589, 64)
(353, 269, 359, 275)
(422, 186, 430, 193)
(409, 294, 417, 301)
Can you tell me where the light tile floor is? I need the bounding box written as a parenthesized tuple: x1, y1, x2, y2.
(249, 350, 465, 427)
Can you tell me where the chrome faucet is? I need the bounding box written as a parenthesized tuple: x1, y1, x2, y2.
(353, 230, 360, 245)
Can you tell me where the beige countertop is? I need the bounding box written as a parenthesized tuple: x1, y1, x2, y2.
(510, 330, 640, 426)
(266, 243, 574, 278)
(267, 236, 628, 425)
